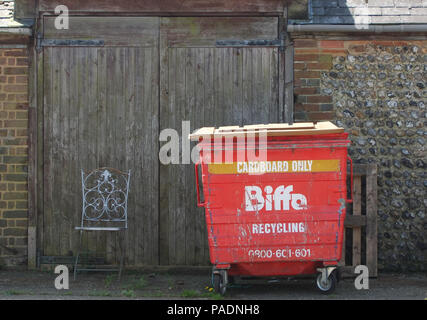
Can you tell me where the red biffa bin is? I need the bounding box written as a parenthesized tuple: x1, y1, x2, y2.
(189, 122, 352, 295)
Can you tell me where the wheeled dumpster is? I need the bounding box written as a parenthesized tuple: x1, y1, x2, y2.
(189, 122, 352, 294)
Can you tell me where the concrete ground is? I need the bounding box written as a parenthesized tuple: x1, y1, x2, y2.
(0, 267, 426, 300)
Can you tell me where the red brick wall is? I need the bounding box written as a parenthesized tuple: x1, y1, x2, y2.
(0, 47, 29, 267)
(294, 39, 346, 121)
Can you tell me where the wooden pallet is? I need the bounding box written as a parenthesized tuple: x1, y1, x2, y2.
(339, 163, 378, 278)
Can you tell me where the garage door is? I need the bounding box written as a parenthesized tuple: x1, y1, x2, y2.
(159, 17, 281, 265)
(38, 16, 282, 266)
(40, 17, 160, 265)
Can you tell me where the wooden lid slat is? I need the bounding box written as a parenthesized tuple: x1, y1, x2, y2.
(189, 121, 344, 140)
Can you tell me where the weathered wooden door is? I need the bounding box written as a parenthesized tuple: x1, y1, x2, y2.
(159, 17, 281, 265)
(40, 17, 160, 265)
(39, 16, 282, 266)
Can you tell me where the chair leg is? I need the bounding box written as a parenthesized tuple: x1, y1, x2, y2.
(74, 230, 83, 280)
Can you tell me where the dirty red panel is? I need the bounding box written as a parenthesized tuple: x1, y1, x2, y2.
(196, 133, 350, 276)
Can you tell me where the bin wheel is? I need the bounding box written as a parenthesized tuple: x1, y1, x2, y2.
(316, 270, 337, 294)
(213, 273, 227, 296)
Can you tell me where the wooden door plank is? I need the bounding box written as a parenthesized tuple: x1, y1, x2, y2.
(68, 48, 79, 257)
(223, 48, 232, 126)
(242, 49, 252, 125)
(124, 47, 134, 266)
(201, 48, 211, 263)
(165, 47, 176, 265)
(194, 47, 204, 264)
(76, 47, 90, 258)
(96, 47, 108, 261)
(159, 22, 170, 265)
(339, 228, 346, 267)
(60, 47, 71, 257)
(88, 48, 101, 258)
(111, 47, 123, 264)
(28, 39, 39, 268)
(42, 47, 53, 256)
(150, 44, 160, 265)
(261, 48, 270, 123)
(133, 47, 144, 265)
(194, 47, 205, 264)
(252, 48, 261, 123)
(234, 48, 244, 125)
(53, 47, 64, 256)
(175, 47, 187, 265)
(120, 47, 128, 263)
(284, 27, 294, 124)
(214, 49, 224, 127)
(51, 48, 62, 257)
(204, 48, 214, 128)
(188, 48, 197, 264)
(27, 103, 37, 268)
(143, 46, 153, 264)
(104, 47, 115, 263)
(36, 28, 45, 263)
(278, 17, 285, 123)
(112, 47, 125, 263)
(184, 48, 195, 264)
(269, 48, 279, 123)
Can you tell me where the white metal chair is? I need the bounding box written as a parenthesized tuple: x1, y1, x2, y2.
(74, 167, 131, 280)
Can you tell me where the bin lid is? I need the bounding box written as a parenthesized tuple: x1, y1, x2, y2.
(189, 121, 344, 141)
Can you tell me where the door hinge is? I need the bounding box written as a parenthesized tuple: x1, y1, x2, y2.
(36, 32, 43, 52)
(279, 37, 286, 53)
(36, 35, 105, 51)
(216, 39, 282, 48)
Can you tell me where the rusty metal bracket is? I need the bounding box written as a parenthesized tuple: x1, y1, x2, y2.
(36, 33, 105, 51)
(216, 39, 281, 47)
(36, 32, 43, 52)
(40, 39, 105, 47)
